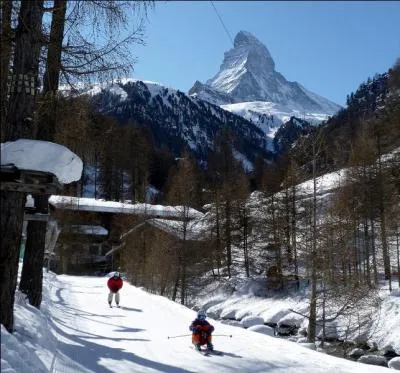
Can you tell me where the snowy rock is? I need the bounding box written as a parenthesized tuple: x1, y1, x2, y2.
(367, 341, 379, 352)
(383, 345, 399, 358)
(277, 312, 303, 328)
(262, 309, 289, 324)
(357, 355, 387, 367)
(204, 310, 220, 319)
(240, 316, 265, 328)
(220, 319, 244, 328)
(247, 324, 275, 336)
(276, 314, 300, 336)
(276, 324, 298, 336)
(348, 348, 366, 359)
(388, 357, 400, 370)
(235, 309, 254, 320)
(220, 309, 237, 320)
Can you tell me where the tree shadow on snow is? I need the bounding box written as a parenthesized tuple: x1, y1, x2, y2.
(112, 327, 145, 333)
(48, 318, 196, 373)
(52, 305, 130, 331)
(51, 316, 147, 342)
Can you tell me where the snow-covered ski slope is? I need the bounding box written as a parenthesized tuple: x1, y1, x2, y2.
(3, 272, 392, 373)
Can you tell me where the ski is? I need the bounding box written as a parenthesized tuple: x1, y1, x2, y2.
(206, 349, 223, 356)
(191, 346, 223, 356)
(191, 346, 210, 356)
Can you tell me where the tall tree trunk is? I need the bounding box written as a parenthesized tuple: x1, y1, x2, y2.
(59, 244, 68, 274)
(37, 0, 66, 140)
(308, 143, 318, 343)
(225, 200, 232, 278)
(243, 207, 250, 278)
(0, 0, 44, 332)
(0, 192, 25, 332)
(171, 266, 180, 302)
(0, 0, 13, 142)
(291, 181, 299, 288)
(20, 0, 67, 309)
(284, 186, 292, 264)
(215, 198, 221, 276)
(19, 196, 48, 307)
(364, 218, 371, 285)
(371, 218, 378, 284)
(180, 216, 188, 305)
(377, 143, 391, 286)
(396, 228, 399, 287)
(6, 0, 44, 141)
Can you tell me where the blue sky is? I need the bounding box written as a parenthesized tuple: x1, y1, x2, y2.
(130, 1, 400, 106)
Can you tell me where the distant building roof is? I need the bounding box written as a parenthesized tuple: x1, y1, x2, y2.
(49, 195, 204, 220)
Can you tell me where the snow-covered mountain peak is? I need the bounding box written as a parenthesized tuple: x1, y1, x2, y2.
(207, 30, 276, 95)
(234, 30, 263, 48)
(190, 30, 341, 125)
(232, 30, 275, 72)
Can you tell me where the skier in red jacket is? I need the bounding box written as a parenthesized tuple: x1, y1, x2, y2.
(107, 272, 123, 307)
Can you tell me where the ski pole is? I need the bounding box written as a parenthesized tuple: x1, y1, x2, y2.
(167, 334, 192, 339)
(212, 334, 232, 338)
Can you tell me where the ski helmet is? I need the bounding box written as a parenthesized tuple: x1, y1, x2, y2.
(197, 310, 207, 319)
(113, 271, 120, 277)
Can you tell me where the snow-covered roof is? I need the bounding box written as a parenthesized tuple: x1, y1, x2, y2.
(49, 195, 204, 219)
(1, 139, 83, 184)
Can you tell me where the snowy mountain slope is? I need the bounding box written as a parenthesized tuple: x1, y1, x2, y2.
(85, 78, 273, 166)
(189, 30, 341, 125)
(220, 101, 328, 141)
(2, 270, 395, 373)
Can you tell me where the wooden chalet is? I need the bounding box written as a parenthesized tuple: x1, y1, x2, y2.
(47, 196, 204, 275)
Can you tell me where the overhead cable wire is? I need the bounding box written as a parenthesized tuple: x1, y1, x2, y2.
(210, 1, 234, 47)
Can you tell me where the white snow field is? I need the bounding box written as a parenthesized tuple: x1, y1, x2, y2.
(2, 271, 393, 373)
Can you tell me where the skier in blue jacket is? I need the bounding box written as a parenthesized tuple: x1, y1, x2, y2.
(189, 310, 214, 351)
